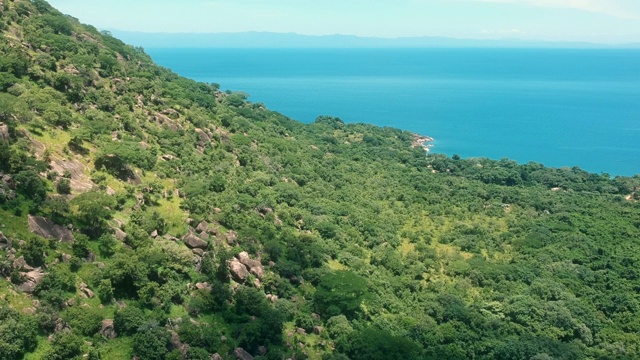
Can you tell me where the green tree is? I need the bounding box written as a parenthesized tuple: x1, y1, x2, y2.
(0, 305, 39, 360)
(71, 191, 116, 235)
(342, 328, 423, 360)
(14, 170, 47, 204)
(114, 306, 146, 336)
(132, 322, 171, 360)
(62, 306, 103, 336)
(23, 236, 48, 267)
(314, 270, 369, 318)
(43, 332, 84, 360)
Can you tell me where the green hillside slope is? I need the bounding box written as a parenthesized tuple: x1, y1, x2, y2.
(1, 1, 640, 359)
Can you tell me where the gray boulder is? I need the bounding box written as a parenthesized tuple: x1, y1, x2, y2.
(114, 228, 127, 241)
(237, 252, 264, 279)
(101, 319, 117, 339)
(195, 220, 209, 233)
(0, 232, 10, 249)
(13, 256, 32, 270)
(225, 230, 238, 245)
(233, 348, 254, 360)
(17, 268, 46, 293)
(0, 122, 9, 142)
(183, 232, 208, 250)
(229, 258, 250, 283)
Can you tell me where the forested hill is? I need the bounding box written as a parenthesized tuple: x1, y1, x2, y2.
(1, 1, 640, 359)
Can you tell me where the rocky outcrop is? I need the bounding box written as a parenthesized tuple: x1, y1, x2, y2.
(169, 330, 187, 356)
(195, 128, 213, 147)
(195, 282, 211, 291)
(0, 122, 9, 142)
(13, 256, 33, 271)
(101, 319, 117, 339)
(228, 252, 266, 283)
(49, 159, 95, 193)
(225, 230, 238, 245)
(18, 268, 46, 293)
(114, 228, 127, 241)
(237, 252, 264, 279)
(80, 283, 95, 298)
(192, 248, 204, 257)
(313, 326, 324, 335)
(195, 220, 209, 233)
(211, 354, 223, 360)
(233, 348, 254, 360)
(28, 215, 74, 242)
(229, 258, 250, 282)
(0, 174, 16, 201)
(0, 231, 10, 249)
(411, 134, 434, 151)
(183, 231, 208, 250)
(17, 281, 38, 293)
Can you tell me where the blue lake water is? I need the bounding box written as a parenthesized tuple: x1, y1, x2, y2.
(146, 48, 640, 176)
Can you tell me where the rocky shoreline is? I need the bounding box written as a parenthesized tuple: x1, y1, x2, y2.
(411, 134, 434, 152)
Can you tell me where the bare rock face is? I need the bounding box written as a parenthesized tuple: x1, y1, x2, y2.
(233, 348, 254, 360)
(211, 354, 224, 360)
(313, 326, 324, 335)
(229, 259, 250, 283)
(101, 319, 117, 339)
(49, 159, 94, 193)
(28, 215, 74, 242)
(183, 231, 208, 250)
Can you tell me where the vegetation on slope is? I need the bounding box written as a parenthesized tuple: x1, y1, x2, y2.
(1, 1, 639, 359)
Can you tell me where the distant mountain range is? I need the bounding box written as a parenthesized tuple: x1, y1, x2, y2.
(110, 30, 640, 49)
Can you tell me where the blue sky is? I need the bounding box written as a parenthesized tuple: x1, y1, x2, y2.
(47, 0, 640, 44)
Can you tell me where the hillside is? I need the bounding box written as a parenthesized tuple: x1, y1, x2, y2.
(1, 1, 640, 359)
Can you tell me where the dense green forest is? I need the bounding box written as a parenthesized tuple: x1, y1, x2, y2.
(1, 1, 640, 359)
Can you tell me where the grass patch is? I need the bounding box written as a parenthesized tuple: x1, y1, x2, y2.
(24, 335, 53, 360)
(99, 337, 133, 360)
(156, 196, 188, 236)
(328, 259, 346, 271)
(28, 127, 72, 159)
(0, 209, 30, 239)
(0, 280, 33, 312)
